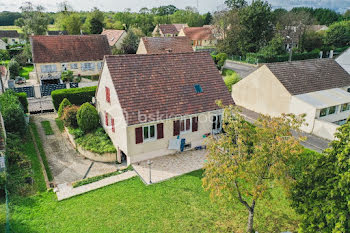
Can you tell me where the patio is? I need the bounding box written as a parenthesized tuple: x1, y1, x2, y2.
(132, 149, 207, 184)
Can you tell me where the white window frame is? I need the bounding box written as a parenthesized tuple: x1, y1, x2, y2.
(70, 63, 78, 69)
(142, 124, 157, 142)
(212, 114, 222, 134)
(40, 64, 57, 73)
(97, 62, 103, 70)
(81, 62, 95, 71)
(180, 118, 192, 134)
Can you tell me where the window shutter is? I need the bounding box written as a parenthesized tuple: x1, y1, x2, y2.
(135, 127, 143, 144)
(173, 120, 180, 136)
(192, 117, 198, 132)
(105, 112, 109, 126)
(111, 118, 115, 133)
(105, 87, 110, 103)
(157, 123, 164, 139)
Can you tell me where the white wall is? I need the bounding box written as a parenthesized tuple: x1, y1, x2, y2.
(289, 96, 316, 133)
(336, 48, 350, 74)
(312, 119, 338, 140)
(96, 63, 128, 155)
(232, 65, 292, 117)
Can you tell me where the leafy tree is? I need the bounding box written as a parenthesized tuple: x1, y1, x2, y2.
(300, 30, 324, 52)
(313, 8, 340, 25)
(258, 33, 285, 57)
(203, 104, 304, 233)
(0, 12, 22, 26)
(120, 30, 139, 54)
(224, 0, 247, 9)
(83, 8, 105, 34)
(77, 103, 99, 133)
(170, 7, 205, 27)
(61, 70, 74, 83)
(15, 2, 50, 39)
(237, 0, 274, 54)
(324, 20, 350, 47)
(344, 10, 350, 20)
(0, 50, 10, 61)
(203, 12, 213, 25)
(8, 60, 20, 79)
(291, 119, 350, 232)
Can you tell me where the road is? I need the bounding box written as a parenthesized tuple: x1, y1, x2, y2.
(223, 60, 258, 78)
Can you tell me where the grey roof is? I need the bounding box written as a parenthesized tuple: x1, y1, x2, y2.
(266, 59, 350, 95)
(0, 30, 19, 38)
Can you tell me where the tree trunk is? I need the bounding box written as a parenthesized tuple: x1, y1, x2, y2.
(247, 208, 254, 233)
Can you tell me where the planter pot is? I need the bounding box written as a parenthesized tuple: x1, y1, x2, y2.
(24, 113, 30, 124)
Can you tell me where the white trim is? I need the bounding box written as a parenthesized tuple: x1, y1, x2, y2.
(142, 124, 157, 143)
(180, 117, 192, 135)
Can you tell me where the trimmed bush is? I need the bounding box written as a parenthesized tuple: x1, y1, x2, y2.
(16, 92, 28, 113)
(57, 98, 72, 118)
(62, 105, 79, 128)
(0, 90, 26, 134)
(8, 59, 20, 79)
(77, 103, 99, 133)
(215, 53, 228, 70)
(51, 86, 97, 110)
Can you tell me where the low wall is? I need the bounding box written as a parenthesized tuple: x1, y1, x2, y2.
(65, 127, 116, 162)
(312, 119, 339, 141)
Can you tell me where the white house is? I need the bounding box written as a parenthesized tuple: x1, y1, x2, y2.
(0, 39, 6, 50)
(232, 59, 350, 140)
(336, 47, 350, 74)
(30, 35, 111, 80)
(95, 52, 234, 165)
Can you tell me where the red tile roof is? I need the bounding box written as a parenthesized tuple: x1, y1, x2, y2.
(101, 29, 126, 46)
(141, 37, 193, 54)
(158, 24, 179, 35)
(104, 52, 234, 125)
(30, 35, 111, 64)
(182, 27, 214, 40)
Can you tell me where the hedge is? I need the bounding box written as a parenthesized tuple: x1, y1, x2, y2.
(246, 50, 320, 63)
(16, 92, 28, 113)
(51, 86, 97, 110)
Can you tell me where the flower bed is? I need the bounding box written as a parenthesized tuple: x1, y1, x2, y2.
(65, 127, 117, 162)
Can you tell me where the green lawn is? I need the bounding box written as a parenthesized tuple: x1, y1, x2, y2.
(0, 25, 59, 33)
(19, 65, 34, 80)
(40, 121, 54, 135)
(8, 170, 299, 233)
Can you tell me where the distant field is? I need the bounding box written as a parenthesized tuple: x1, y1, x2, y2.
(0, 25, 59, 33)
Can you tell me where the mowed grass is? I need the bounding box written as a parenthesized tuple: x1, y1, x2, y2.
(9, 170, 299, 233)
(0, 25, 59, 33)
(19, 65, 33, 80)
(40, 121, 54, 135)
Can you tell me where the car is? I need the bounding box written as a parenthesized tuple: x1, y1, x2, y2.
(15, 77, 26, 84)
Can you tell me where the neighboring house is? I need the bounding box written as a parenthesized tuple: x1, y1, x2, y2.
(136, 37, 193, 54)
(0, 39, 6, 50)
(178, 27, 217, 48)
(47, 31, 68, 35)
(152, 24, 188, 37)
(0, 30, 23, 45)
(232, 59, 350, 140)
(96, 52, 234, 164)
(278, 25, 304, 50)
(30, 35, 111, 80)
(101, 29, 127, 49)
(336, 47, 350, 74)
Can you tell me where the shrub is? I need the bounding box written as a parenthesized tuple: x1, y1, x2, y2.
(8, 59, 20, 79)
(16, 92, 28, 113)
(0, 90, 26, 134)
(215, 53, 228, 70)
(62, 105, 79, 128)
(0, 49, 10, 60)
(75, 127, 116, 154)
(224, 73, 241, 92)
(68, 127, 84, 139)
(55, 118, 65, 132)
(61, 70, 74, 83)
(51, 86, 97, 110)
(0, 172, 6, 197)
(57, 98, 72, 118)
(41, 121, 54, 135)
(77, 103, 99, 133)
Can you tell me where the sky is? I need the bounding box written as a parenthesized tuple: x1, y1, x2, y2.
(0, 0, 349, 13)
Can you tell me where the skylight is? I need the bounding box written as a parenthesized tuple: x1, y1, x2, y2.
(194, 84, 203, 93)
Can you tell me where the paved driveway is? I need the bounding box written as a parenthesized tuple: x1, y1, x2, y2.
(32, 113, 119, 185)
(132, 149, 206, 184)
